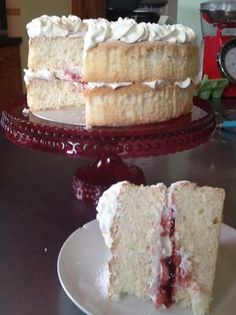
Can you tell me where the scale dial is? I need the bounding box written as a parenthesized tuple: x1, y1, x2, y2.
(218, 38, 236, 83)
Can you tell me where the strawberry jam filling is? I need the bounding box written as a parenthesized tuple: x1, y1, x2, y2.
(155, 207, 192, 308)
(156, 209, 177, 308)
(56, 69, 88, 88)
(156, 247, 181, 308)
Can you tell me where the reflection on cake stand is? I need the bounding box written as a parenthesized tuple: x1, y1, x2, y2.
(1, 96, 216, 204)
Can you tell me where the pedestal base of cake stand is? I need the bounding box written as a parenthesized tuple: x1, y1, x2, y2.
(72, 156, 146, 204)
(1, 97, 216, 205)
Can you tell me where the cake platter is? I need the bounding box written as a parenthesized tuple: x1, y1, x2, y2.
(0, 96, 216, 204)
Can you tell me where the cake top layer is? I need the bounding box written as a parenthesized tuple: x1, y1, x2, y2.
(27, 15, 196, 51)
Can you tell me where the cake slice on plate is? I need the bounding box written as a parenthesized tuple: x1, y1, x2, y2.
(96, 181, 225, 315)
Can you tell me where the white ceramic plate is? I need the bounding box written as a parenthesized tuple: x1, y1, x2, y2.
(57, 220, 236, 315)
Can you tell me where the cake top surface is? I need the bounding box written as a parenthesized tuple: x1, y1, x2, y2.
(26, 15, 196, 51)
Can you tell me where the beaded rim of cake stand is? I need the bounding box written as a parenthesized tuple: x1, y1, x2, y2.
(1, 97, 216, 159)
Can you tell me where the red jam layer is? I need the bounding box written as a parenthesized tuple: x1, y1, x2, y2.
(156, 208, 192, 308)
(156, 209, 178, 308)
(60, 70, 88, 88)
(156, 249, 181, 308)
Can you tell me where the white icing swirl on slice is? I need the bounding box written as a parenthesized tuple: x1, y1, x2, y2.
(96, 181, 128, 248)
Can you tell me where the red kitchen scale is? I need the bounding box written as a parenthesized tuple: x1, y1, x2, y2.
(200, 1, 236, 97)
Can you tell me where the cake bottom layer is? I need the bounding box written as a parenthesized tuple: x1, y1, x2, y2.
(26, 79, 195, 127)
(85, 83, 194, 127)
(27, 78, 84, 112)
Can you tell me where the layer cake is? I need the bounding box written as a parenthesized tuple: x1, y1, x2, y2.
(25, 15, 199, 127)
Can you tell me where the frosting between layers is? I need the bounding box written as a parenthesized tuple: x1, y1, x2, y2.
(88, 78, 195, 89)
(26, 15, 196, 52)
(24, 69, 53, 85)
(24, 68, 83, 85)
(87, 81, 133, 90)
(24, 69, 198, 90)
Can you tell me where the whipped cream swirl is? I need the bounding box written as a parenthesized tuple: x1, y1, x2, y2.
(83, 18, 196, 52)
(26, 15, 85, 38)
(110, 18, 196, 44)
(26, 15, 196, 51)
(83, 18, 110, 51)
(110, 18, 149, 43)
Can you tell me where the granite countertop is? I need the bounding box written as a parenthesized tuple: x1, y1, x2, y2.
(0, 36, 22, 48)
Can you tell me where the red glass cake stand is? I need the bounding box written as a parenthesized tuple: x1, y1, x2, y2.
(1, 96, 216, 204)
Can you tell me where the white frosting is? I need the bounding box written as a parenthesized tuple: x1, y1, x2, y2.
(26, 15, 85, 38)
(111, 18, 149, 43)
(109, 18, 196, 45)
(83, 18, 196, 52)
(87, 81, 133, 90)
(143, 79, 166, 89)
(26, 16, 196, 52)
(25, 68, 195, 90)
(96, 181, 128, 248)
(83, 18, 110, 51)
(24, 68, 85, 86)
(168, 181, 190, 206)
(87, 78, 194, 90)
(24, 69, 53, 85)
(175, 77, 191, 89)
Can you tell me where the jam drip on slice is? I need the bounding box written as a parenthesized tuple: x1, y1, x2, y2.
(156, 210, 180, 308)
(156, 248, 181, 308)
